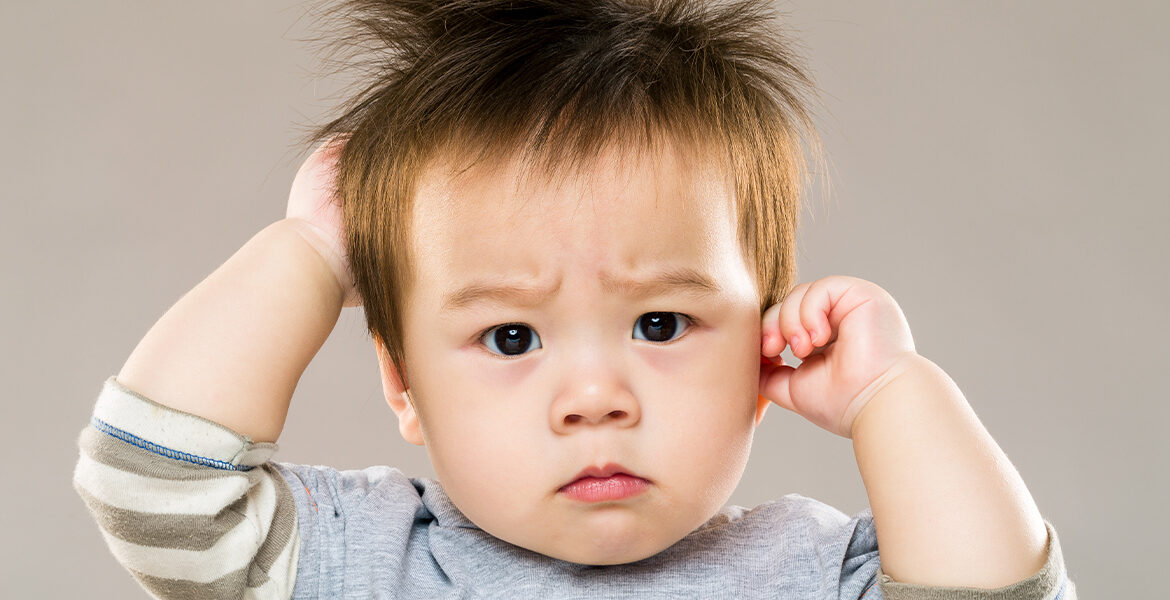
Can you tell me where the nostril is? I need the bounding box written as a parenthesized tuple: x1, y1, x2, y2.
(565, 414, 582, 424)
(608, 410, 627, 420)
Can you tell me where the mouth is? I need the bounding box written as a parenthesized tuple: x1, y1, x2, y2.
(558, 462, 651, 502)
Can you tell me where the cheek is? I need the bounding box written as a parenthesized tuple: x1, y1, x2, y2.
(640, 331, 759, 456)
(641, 320, 760, 415)
(718, 310, 765, 401)
(413, 384, 536, 483)
(402, 328, 540, 474)
(644, 382, 755, 513)
(419, 402, 549, 535)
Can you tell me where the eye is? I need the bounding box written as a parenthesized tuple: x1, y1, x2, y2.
(481, 323, 542, 357)
(632, 312, 691, 343)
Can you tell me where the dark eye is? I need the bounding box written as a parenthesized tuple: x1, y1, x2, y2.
(632, 312, 691, 343)
(482, 323, 542, 356)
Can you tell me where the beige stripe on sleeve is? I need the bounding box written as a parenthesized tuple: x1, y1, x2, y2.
(73, 384, 300, 600)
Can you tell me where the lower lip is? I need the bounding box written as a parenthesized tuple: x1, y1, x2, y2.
(558, 474, 650, 502)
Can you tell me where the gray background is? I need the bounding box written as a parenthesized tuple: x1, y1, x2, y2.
(3, 1, 1165, 596)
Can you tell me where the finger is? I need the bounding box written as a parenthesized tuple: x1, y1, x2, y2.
(287, 147, 341, 219)
(760, 301, 784, 357)
(798, 277, 838, 350)
(758, 361, 797, 413)
(801, 276, 875, 354)
(760, 351, 786, 368)
(778, 282, 812, 358)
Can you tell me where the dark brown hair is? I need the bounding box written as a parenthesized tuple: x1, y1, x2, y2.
(297, 0, 824, 380)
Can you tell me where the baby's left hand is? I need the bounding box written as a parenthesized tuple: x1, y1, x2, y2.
(759, 276, 919, 439)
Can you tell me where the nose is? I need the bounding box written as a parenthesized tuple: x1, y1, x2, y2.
(549, 364, 641, 434)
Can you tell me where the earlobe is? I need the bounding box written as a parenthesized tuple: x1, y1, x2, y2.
(754, 394, 770, 428)
(374, 339, 425, 446)
(392, 390, 425, 447)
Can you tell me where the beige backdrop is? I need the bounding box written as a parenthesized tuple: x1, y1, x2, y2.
(3, 1, 1165, 596)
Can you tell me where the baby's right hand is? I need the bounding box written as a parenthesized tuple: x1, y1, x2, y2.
(286, 134, 361, 307)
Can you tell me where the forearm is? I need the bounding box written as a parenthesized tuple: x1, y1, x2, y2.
(117, 218, 345, 443)
(851, 354, 1049, 588)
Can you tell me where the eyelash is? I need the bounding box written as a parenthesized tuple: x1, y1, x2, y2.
(475, 312, 697, 358)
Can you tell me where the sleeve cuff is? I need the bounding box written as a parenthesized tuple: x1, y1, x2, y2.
(90, 376, 278, 470)
(877, 520, 1073, 600)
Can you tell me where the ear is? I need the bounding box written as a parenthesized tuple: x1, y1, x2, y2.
(754, 395, 770, 428)
(374, 338, 424, 446)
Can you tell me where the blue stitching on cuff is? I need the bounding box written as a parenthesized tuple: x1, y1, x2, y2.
(91, 416, 254, 471)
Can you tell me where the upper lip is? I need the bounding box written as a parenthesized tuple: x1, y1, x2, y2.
(560, 462, 646, 490)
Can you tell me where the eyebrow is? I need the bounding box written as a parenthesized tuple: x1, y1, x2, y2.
(440, 267, 721, 312)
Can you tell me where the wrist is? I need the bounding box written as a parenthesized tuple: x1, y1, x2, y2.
(844, 352, 932, 439)
(281, 217, 359, 307)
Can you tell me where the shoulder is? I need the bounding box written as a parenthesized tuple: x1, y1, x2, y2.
(776, 493, 875, 536)
(708, 493, 872, 532)
(263, 465, 476, 595)
(270, 463, 419, 510)
(655, 494, 881, 596)
(694, 493, 878, 559)
(269, 464, 475, 528)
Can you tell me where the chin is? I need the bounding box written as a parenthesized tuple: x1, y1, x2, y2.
(551, 536, 673, 566)
(535, 517, 683, 566)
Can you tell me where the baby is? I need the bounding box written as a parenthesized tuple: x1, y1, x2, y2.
(73, 0, 1076, 598)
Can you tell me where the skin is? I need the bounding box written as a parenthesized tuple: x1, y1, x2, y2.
(308, 136, 1046, 586)
(375, 141, 771, 565)
(119, 132, 1049, 587)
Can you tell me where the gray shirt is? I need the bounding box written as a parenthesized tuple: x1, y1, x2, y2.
(74, 376, 1075, 599)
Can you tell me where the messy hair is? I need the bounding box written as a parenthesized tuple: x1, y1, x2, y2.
(297, 0, 824, 381)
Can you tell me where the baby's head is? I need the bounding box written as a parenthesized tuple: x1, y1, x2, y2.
(305, 0, 819, 564)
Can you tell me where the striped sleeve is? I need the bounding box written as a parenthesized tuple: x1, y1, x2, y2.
(72, 376, 300, 600)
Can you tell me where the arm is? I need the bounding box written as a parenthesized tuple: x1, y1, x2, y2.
(850, 353, 1049, 588)
(74, 141, 358, 599)
(116, 217, 345, 443)
(116, 135, 357, 444)
(760, 276, 1070, 595)
(74, 378, 302, 599)
(73, 220, 340, 599)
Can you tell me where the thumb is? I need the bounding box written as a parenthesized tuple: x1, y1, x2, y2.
(759, 359, 798, 413)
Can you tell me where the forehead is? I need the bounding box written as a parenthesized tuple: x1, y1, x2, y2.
(408, 142, 745, 301)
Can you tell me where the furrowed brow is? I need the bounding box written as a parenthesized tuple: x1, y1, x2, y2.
(600, 267, 721, 300)
(440, 267, 720, 312)
(441, 279, 561, 312)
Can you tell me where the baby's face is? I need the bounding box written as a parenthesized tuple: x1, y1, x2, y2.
(397, 141, 767, 565)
